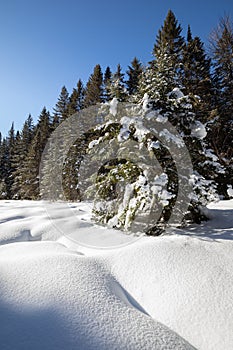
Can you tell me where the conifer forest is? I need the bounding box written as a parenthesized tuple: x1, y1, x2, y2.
(0, 11, 232, 234)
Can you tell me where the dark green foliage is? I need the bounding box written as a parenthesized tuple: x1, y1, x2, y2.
(0, 10, 232, 236)
(19, 108, 51, 199)
(126, 57, 143, 96)
(208, 16, 233, 162)
(12, 115, 34, 198)
(109, 64, 127, 101)
(83, 64, 104, 108)
(152, 9, 185, 93)
(0, 124, 22, 198)
(67, 79, 85, 116)
(182, 28, 212, 122)
(103, 66, 112, 101)
(137, 10, 185, 101)
(53, 86, 69, 122)
(153, 10, 184, 59)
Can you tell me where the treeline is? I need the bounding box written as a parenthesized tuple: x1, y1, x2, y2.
(0, 10, 232, 200)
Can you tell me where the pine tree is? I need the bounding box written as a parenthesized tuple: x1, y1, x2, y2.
(68, 88, 79, 116)
(137, 10, 185, 101)
(12, 115, 34, 198)
(67, 79, 85, 116)
(182, 26, 212, 122)
(83, 64, 104, 108)
(20, 108, 51, 199)
(153, 10, 184, 65)
(76, 79, 85, 110)
(126, 57, 143, 96)
(208, 16, 233, 159)
(0, 137, 9, 199)
(103, 66, 112, 101)
(3, 123, 16, 198)
(109, 64, 127, 101)
(53, 86, 69, 122)
(0, 133, 7, 199)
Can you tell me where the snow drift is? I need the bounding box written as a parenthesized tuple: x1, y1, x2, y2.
(0, 200, 233, 349)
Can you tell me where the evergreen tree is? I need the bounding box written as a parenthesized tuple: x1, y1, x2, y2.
(0, 133, 7, 199)
(109, 64, 127, 101)
(0, 137, 9, 199)
(153, 10, 184, 64)
(68, 88, 79, 116)
(85, 91, 225, 234)
(76, 79, 85, 110)
(83, 64, 104, 108)
(53, 86, 69, 122)
(182, 26, 212, 122)
(208, 16, 233, 161)
(137, 10, 185, 101)
(103, 66, 112, 101)
(20, 108, 51, 199)
(3, 123, 16, 198)
(67, 79, 85, 116)
(126, 57, 143, 96)
(12, 115, 34, 198)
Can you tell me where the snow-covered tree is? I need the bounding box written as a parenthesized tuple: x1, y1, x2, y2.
(70, 91, 225, 235)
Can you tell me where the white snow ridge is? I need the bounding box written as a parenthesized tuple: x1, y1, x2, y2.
(0, 199, 233, 350)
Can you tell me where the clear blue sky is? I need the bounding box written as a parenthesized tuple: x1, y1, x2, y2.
(0, 0, 232, 136)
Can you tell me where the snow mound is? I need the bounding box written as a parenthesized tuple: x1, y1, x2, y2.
(0, 241, 193, 350)
(0, 200, 233, 349)
(105, 235, 233, 350)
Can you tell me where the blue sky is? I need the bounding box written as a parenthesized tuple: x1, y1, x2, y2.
(0, 0, 232, 136)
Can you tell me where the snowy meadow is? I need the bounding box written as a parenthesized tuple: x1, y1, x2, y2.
(0, 199, 233, 350)
(0, 9, 232, 350)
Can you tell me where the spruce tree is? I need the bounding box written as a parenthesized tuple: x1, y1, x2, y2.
(209, 16, 233, 162)
(67, 79, 85, 116)
(68, 88, 79, 116)
(76, 79, 85, 110)
(153, 10, 184, 64)
(182, 26, 212, 122)
(12, 115, 34, 198)
(103, 66, 112, 101)
(83, 64, 104, 108)
(0, 137, 8, 199)
(109, 64, 127, 101)
(126, 57, 143, 96)
(4, 123, 16, 198)
(138, 10, 185, 101)
(20, 108, 51, 199)
(53, 86, 69, 122)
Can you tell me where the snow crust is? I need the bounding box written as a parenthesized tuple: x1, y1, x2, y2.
(0, 199, 233, 350)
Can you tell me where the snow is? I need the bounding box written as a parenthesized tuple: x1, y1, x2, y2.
(0, 199, 233, 349)
(142, 93, 150, 111)
(88, 139, 101, 149)
(159, 128, 185, 148)
(227, 185, 233, 198)
(190, 120, 207, 139)
(168, 87, 185, 99)
(147, 139, 161, 150)
(109, 97, 118, 116)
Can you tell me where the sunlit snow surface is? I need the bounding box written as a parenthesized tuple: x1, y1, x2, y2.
(0, 200, 233, 350)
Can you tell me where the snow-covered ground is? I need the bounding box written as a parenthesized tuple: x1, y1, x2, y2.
(0, 199, 233, 350)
